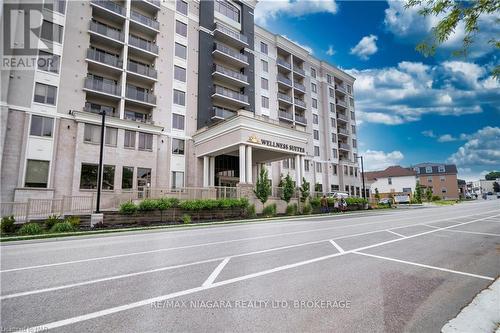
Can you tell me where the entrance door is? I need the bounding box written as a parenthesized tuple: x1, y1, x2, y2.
(217, 176, 239, 187)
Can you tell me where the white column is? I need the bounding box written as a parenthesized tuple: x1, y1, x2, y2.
(209, 156, 215, 187)
(295, 154, 302, 187)
(300, 156, 305, 183)
(239, 144, 246, 184)
(203, 156, 209, 187)
(246, 145, 253, 184)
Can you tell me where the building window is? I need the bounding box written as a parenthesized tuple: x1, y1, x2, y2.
(314, 146, 320, 156)
(282, 159, 289, 169)
(175, 20, 187, 37)
(261, 60, 268, 72)
(172, 114, 185, 130)
(304, 160, 310, 172)
(176, 0, 188, 15)
(354, 168, 358, 177)
(138, 132, 153, 151)
(313, 114, 319, 124)
(290, 158, 296, 170)
(84, 124, 100, 144)
(311, 83, 317, 93)
(402, 187, 411, 193)
(172, 171, 185, 189)
(30, 115, 53, 137)
(441, 187, 447, 193)
(329, 103, 335, 112)
(38, 50, 60, 73)
(44, 0, 66, 14)
(261, 96, 269, 109)
(24, 160, 49, 188)
(331, 118, 336, 127)
(122, 166, 134, 189)
(215, 0, 240, 22)
(426, 166, 432, 173)
(174, 66, 186, 82)
(438, 165, 445, 173)
(349, 167, 354, 176)
(172, 138, 185, 155)
(311, 68, 316, 78)
(137, 168, 151, 188)
(312, 98, 318, 109)
(414, 167, 420, 174)
(428, 176, 432, 183)
(261, 77, 268, 90)
(331, 134, 337, 143)
(105, 127, 117, 147)
(34, 82, 57, 105)
(440, 176, 445, 182)
(327, 74, 332, 84)
(349, 97, 354, 107)
(352, 139, 357, 148)
(329, 88, 334, 98)
(347, 85, 352, 94)
(350, 111, 355, 120)
(332, 164, 338, 174)
(260, 42, 268, 54)
(313, 130, 319, 140)
(173, 89, 186, 106)
(332, 149, 337, 158)
(124, 130, 136, 149)
(316, 162, 322, 173)
(41, 20, 63, 43)
(175, 43, 187, 59)
(80, 163, 114, 190)
(388, 177, 392, 185)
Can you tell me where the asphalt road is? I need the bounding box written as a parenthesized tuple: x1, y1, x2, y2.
(1, 200, 499, 333)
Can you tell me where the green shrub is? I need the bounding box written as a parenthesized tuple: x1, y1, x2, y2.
(432, 195, 441, 201)
(137, 199, 158, 211)
(65, 216, 80, 229)
(262, 203, 277, 217)
(119, 201, 137, 214)
(179, 198, 248, 211)
(17, 223, 43, 235)
(44, 214, 62, 230)
(246, 204, 256, 218)
(345, 197, 368, 206)
(1, 215, 16, 234)
(182, 214, 191, 224)
(50, 221, 75, 233)
(286, 203, 298, 216)
(156, 198, 178, 210)
(310, 197, 321, 208)
(302, 203, 312, 215)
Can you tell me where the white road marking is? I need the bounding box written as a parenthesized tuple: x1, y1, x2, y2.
(385, 230, 406, 238)
(329, 240, 345, 253)
(422, 224, 440, 229)
(352, 251, 494, 281)
(4, 210, 498, 273)
(439, 229, 500, 237)
(15, 213, 500, 333)
(202, 257, 230, 287)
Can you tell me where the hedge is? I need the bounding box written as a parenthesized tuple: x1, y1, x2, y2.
(119, 198, 249, 214)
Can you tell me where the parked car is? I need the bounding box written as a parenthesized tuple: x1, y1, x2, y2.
(378, 198, 393, 205)
(326, 192, 349, 199)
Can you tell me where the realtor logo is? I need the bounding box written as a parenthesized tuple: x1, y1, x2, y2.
(248, 135, 261, 144)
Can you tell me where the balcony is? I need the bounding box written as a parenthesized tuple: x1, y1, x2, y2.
(339, 143, 351, 151)
(129, 35, 158, 55)
(277, 92, 292, 104)
(335, 84, 346, 94)
(277, 74, 292, 87)
(124, 110, 152, 124)
(125, 85, 156, 106)
(277, 58, 291, 71)
(142, 0, 160, 9)
(90, 0, 125, 17)
(337, 127, 349, 136)
(294, 98, 306, 109)
(294, 81, 305, 92)
(84, 77, 121, 98)
(295, 114, 307, 125)
(84, 102, 118, 118)
(212, 64, 248, 87)
(213, 22, 248, 48)
(212, 85, 249, 108)
(86, 49, 123, 70)
(130, 10, 160, 31)
(278, 110, 293, 122)
(211, 107, 236, 121)
(213, 43, 248, 67)
(337, 113, 349, 122)
(293, 66, 305, 77)
(127, 60, 157, 80)
(336, 98, 347, 109)
(89, 21, 124, 45)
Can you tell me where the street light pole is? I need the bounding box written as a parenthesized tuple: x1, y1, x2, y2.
(357, 155, 366, 200)
(95, 110, 106, 213)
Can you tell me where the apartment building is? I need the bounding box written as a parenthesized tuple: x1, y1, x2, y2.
(1, 0, 361, 204)
(410, 163, 459, 200)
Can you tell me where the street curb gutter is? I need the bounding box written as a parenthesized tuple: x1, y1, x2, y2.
(441, 277, 500, 333)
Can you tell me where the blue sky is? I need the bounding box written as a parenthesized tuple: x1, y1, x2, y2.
(254, 0, 500, 181)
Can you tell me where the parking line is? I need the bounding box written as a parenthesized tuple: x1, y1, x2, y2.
(386, 230, 406, 238)
(202, 258, 230, 287)
(352, 251, 494, 281)
(439, 229, 500, 237)
(329, 240, 345, 253)
(15, 213, 500, 333)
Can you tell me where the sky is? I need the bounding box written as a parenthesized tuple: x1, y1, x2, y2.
(254, 0, 500, 181)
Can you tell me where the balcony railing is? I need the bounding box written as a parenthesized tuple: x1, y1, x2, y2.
(89, 21, 124, 42)
(212, 107, 236, 120)
(84, 77, 121, 96)
(126, 85, 156, 104)
(130, 10, 160, 30)
(336, 99, 347, 108)
(129, 35, 159, 54)
(294, 81, 305, 91)
(86, 49, 122, 68)
(277, 58, 291, 69)
(213, 64, 247, 83)
(339, 143, 351, 150)
(214, 23, 248, 44)
(337, 113, 349, 121)
(124, 110, 152, 123)
(277, 92, 292, 103)
(213, 86, 248, 103)
(213, 43, 248, 63)
(277, 74, 292, 86)
(143, 0, 160, 8)
(338, 127, 349, 135)
(84, 102, 116, 116)
(127, 60, 157, 79)
(294, 98, 306, 108)
(295, 114, 307, 124)
(278, 110, 293, 121)
(335, 84, 346, 93)
(294, 67, 305, 76)
(91, 0, 125, 16)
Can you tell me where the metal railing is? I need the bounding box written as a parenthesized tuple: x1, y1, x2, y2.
(130, 10, 160, 30)
(339, 142, 351, 150)
(295, 114, 307, 124)
(294, 98, 306, 108)
(87, 48, 123, 68)
(213, 43, 248, 63)
(213, 85, 248, 103)
(335, 84, 346, 93)
(143, 0, 161, 8)
(129, 35, 159, 54)
(270, 187, 299, 199)
(277, 74, 292, 86)
(84, 77, 121, 96)
(84, 103, 117, 117)
(277, 92, 292, 103)
(337, 113, 349, 121)
(336, 99, 347, 108)
(91, 0, 125, 16)
(212, 107, 236, 120)
(89, 21, 124, 42)
(127, 60, 157, 78)
(294, 81, 305, 91)
(214, 22, 248, 44)
(126, 85, 157, 104)
(213, 64, 247, 83)
(277, 58, 291, 69)
(338, 127, 349, 135)
(279, 110, 293, 121)
(294, 67, 305, 76)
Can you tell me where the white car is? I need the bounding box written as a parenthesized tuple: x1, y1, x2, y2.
(326, 192, 349, 199)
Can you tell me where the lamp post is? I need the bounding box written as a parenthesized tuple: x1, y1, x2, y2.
(356, 155, 366, 200)
(95, 110, 106, 213)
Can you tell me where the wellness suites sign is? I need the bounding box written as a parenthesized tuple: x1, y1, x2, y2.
(247, 135, 305, 153)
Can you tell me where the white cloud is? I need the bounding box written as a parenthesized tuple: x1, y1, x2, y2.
(281, 35, 313, 54)
(361, 150, 405, 171)
(437, 134, 457, 142)
(357, 111, 404, 125)
(421, 130, 436, 138)
(255, 0, 337, 26)
(326, 45, 335, 56)
(350, 35, 378, 60)
(448, 126, 500, 168)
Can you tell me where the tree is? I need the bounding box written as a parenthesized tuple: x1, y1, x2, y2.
(493, 182, 500, 193)
(281, 174, 295, 204)
(254, 167, 271, 204)
(485, 171, 500, 180)
(374, 188, 381, 202)
(425, 187, 433, 202)
(414, 181, 423, 203)
(406, 0, 500, 78)
(299, 177, 310, 203)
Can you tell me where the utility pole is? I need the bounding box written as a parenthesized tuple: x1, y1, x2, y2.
(357, 155, 366, 200)
(95, 110, 106, 213)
